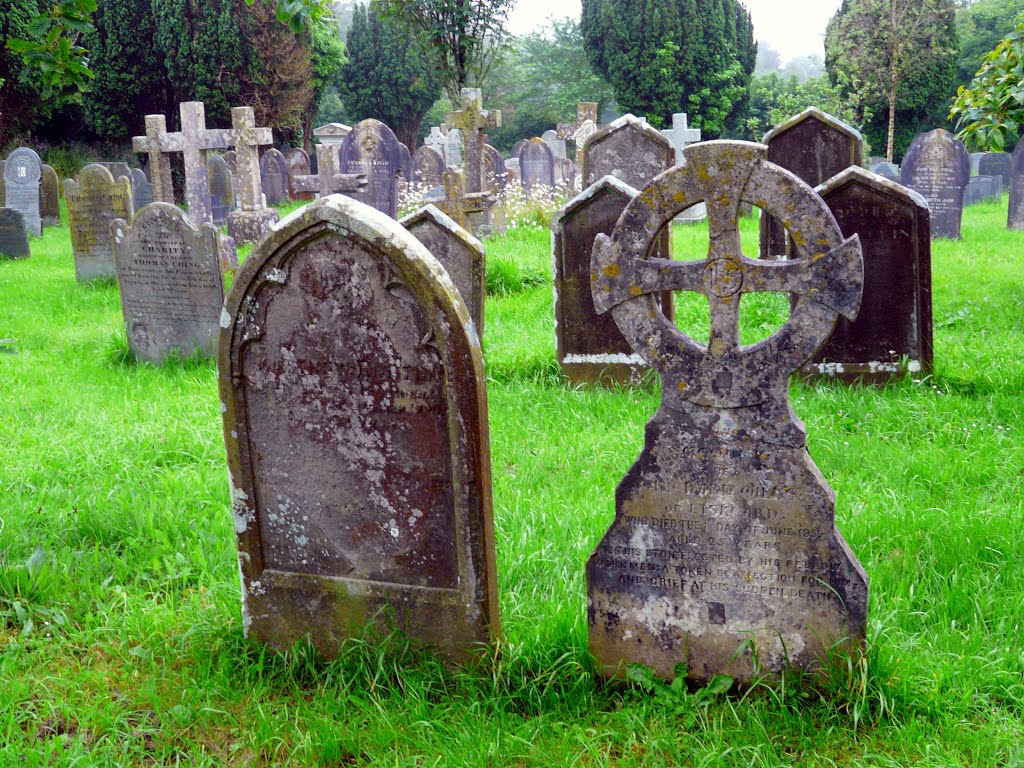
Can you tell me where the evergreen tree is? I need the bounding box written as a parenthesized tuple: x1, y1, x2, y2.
(0, 0, 46, 145)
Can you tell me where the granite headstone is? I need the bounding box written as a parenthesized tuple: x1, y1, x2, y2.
(582, 114, 673, 191)
(0, 208, 30, 259)
(901, 129, 970, 239)
(519, 138, 555, 193)
(5, 148, 43, 236)
(65, 164, 134, 281)
(286, 148, 314, 201)
(414, 146, 445, 188)
(260, 148, 289, 205)
(339, 119, 403, 218)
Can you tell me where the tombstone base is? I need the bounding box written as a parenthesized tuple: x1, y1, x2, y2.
(227, 209, 279, 244)
(559, 356, 651, 387)
(797, 358, 927, 385)
(587, 403, 868, 686)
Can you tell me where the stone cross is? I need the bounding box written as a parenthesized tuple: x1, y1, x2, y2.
(446, 88, 501, 195)
(557, 102, 599, 142)
(132, 114, 176, 204)
(425, 126, 448, 161)
(660, 113, 702, 163)
(437, 169, 494, 231)
(222, 106, 281, 243)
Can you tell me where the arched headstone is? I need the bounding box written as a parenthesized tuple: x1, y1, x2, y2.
(901, 129, 970, 240)
(41, 165, 60, 226)
(518, 138, 555, 193)
(414, 146, 445, 188)
(285, 148, 313, 200)
(209, 154, 236, 225)
(65, 164, 133, 281)
(260, 148, 289, 205)
(339, 119, 403, 218)
(5, 148, 43, 236)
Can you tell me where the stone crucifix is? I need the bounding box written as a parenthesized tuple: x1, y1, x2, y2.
(131, 114, 176, 205)
(224, 106, 280, 243)
(446, 88, 501, 196)
(290, 144, 368, 199)
(558, 102, 599, 166)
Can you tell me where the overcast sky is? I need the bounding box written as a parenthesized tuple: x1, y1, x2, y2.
(507, 0, 844, 63)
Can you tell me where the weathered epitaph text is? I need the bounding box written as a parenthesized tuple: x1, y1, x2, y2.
(66, 164, 134, 281)
(901, 129, 970, 239)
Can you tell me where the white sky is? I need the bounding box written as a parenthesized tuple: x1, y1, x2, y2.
(507, 0, 843, 64)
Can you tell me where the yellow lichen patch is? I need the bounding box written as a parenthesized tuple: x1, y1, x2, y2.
(710, 336, 728, 356)
(629, 285, 643, 297)
(677, 380, 689, 391)
(603, 263, 620, 277)
(673, 192, 688, 205)
(698, 166, 711, 181)
(791, 231, 806, 247)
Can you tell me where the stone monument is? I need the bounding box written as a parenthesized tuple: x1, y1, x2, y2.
(40, 165, 60, 227)
(0, 208, 30, 259)
(901, 129, 970, 239)
(582, 114, 673, 190)
(260, 148, 289, 205)
(5, 147, 43, 236)
(519, 138, 555, 193)
(339, 119, 403, 218)
(65, 164, 133, 281)
(1009, 139, 1024, 230)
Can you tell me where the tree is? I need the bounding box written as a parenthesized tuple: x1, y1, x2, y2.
(825, 0, 960, 162)
(956, 0, 1024, 87)
(4, 0, 95, 99)
(303, 17, 346, 152)
(579, 0, 756, 135)
(744, 73, 868, 143)
(339, 3, 442, 148)
(949, 14, 1024, 149)
(377, 0, 516, 106)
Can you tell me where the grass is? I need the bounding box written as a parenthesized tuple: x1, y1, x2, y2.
(0, 193, 1023, 766)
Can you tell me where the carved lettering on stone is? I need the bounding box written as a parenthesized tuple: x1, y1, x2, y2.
(66, 164, 134, 281)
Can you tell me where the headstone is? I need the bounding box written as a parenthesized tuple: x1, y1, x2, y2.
(414, 146, 445, 188)
(132, 115, 176, 203)
(312, 122, 351, 145)
(542, 129, 567, 161)
(511, 139, 528, 161)
(131, 168, 154, 211)
(0, 208, 30, 259)
(98, 162, 132, 185)
(445, 128, 464, 169)
(65, 164, 134, 281)
(218, 195, 500, 662)
(519, 138, 555, 193)
(398, 143, 414, 182)
(223, 150, 238, 175)
(587, 139, 867, 685)
(0, 160, 5, 204)
(759, 108, 863, 258)
(482, 145, 506, 193)
(5, 147, 43, 236)
(970, 152, 984, 176)
(977, 152, 1011, 190)
(339, 119, 403, 218)
(964, 174, 1002, 206)
(286, 148, 313, 201)
(209, 154, 235, 225)
(557, 102, 600, 166)
(582, 114, 673, 191)
(552, 175, 673, 386)
(401, 204, 486, 334)
(1009, 140, 1024, 230)
(40, 165, 60, 226)
(224, 106, 280, 244)
(901, 129, 970, 240)
(804, 167, 932, 382)
(425, 127, 448, 162)
(260, 148, 289, 205)
(111, 202, 226, 363)
(290, 144, 368, 201)
(868, 162, 900, 183)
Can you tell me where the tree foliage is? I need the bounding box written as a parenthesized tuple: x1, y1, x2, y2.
(956, 0, 1024, 87)
(4, 0, 95, 99)
(303, 17, 346, 150)
(339, 3, 442, 148)
(825, 0, 960, 162)
(744, 73, 867, 143)
(579, 0, 756, 135)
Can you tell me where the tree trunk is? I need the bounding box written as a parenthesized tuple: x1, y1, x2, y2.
(886, 3, 899, 163)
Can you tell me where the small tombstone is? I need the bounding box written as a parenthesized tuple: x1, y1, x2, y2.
(964, 174, 1002, 206)
(970, 152, 984, 175)
(312, 122, 351, 145)
(65, 164, 134, 281)
(869, 162, 900, 183)
(759, 108, 862, 257)
(401, 204, 486, 334)
(978, 152, 1012, 189)
(542, 129, 567, 161)
(445, 128, 464, 169)
(0, 208, 30, 259)
(511, 139, 528, 161)
(804, 167, 933, 382)
(111, 203, 226, 363)
(425, 127, 447, 162)
(131, 168, 154, 211)
(482, 145, 506, 193)
(1009, 140, 1024, 230)
(40, 165, 60, 226)
(286, 148, 314, 201)
(0, 160, 5, 203)
(260, 148, 289, 205)
(901, 129, 970, 239)
(223, 150, 238, 175)
(339, 119, 403, 218)
(519, 138, 555, 193)
(98, 162, 132, 185)
(209, 154, 235, 225)
(582, 114, 673, 191)
(218, 196, 500, 662)
(588, 139, 867, 685)
(5, 148, 43, 236)
(414, 146, 445, 188)
(398, 143, 414, 181)
(552, 175, 673, 386)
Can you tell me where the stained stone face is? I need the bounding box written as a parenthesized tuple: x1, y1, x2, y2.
(552, 176, 673, 386)
(65, 164, 134, 281)
(5, 147, 43, 236)
(978, 152, 1012, 188)
(542, 129, 567, 160)
(759, 108, 862, 258)
(1009, 141, 1024, 230)
(901, 129, 970, 240)
(587, 140, 867, 685)
(401, 204, 486, 335)
(582, 114, 673, 191)
(804, 167, 932, 382)
(519, 138, 555, 193)
(286, 148, 313, 200)
(111, 203, 225, 363)
(131, 168, 154, 211)
(209, 155, 235, 225)
(0, 208, 30, 259)
(218, 196, 500, 662)
(414, 147, 445, 188)
(339, 119, 403, 218)
(260, 148, 289, 205)
(41, 165, 60, 226)
(964, 175, 1002, 206)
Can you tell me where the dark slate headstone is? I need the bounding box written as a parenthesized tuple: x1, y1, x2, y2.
(964, 174, 1002, 206)
(1009, 140, 1024, 230)
(804, 167, 932, 382)
(518, 138, 555, 193)
(901, 129, 970, 239)
(5, 148, 43, 236)
(260, 148, 289, 205)
(414, 146, 445, 188)
(552, 175, 673, 386)
(131, 168, 154, 211)
(978, 152, 1012, 189)
(339, 119, 403, 218)
(401, 204, 486, 335)
(869, 162, 900, 182)
(582, 114, 673, 191)
(0, 208, 30, 259)
(65, 164, 134, 281)
(209, 154, 235, 225)
(111, 203, 225, 363)
(218, 195, 500, 662)
(285, 148, 313, 201)
(759, 108, 862, 257)
(587, 140, 867, 686)
(41, 165, 60, 226)
(483, 144, 506, 193)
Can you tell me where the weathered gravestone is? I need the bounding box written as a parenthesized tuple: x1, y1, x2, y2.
(414, 146, 445, 188)
(552, 175, 674, 386)
(0, 208, 30, 259)
(65, 164, 133, 281)
(339, 119, 403, 218)
(290, 144, 368, 201)
(1009, 139, 1024, 230)
(868, 162, 900, 183)
(223, 150, 238, 175)
(224, 106, 280, 243)
(41, 165, 60, 226)
(978, 152, 1012, 189)
(511, 140, 528, 162)
(582, 114, 673, 190)
(0, 161, 5, 204)
(98, 162, 132, 186)
(260, 148, 289, 205)
(964, 174, 1002, 206)
(970, 152, 984, 176)
(542, 129, 567, 161)
(5, 148, 43, 236)
(131, 168, 154, 212)
(398, 143, 414, 182)
(483, 145, 506, 193)
(445, 128, 464, 169)
(401, 204, 486, 335)
(901, 129, 970, 239)
(209, 154, 235, 225)
(804, 167, 932, 382)
(218, 195, 500, 661)
(425, 127, 447, 163)
(111, 203, 226, 363)
(587, 140, 868, 685)
(519, 138, 555, 193)
(285, 148, 313, 201)
(760, 108, 863, 258)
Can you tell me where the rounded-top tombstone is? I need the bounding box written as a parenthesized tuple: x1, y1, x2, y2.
(518, 138, 555, 193)
(414, 146, 445, 188)
(260, 148, 289, 205)
(5, 147, 43, 236)
(285, 147, 313, 201)
(901, 129, 970, 240)
(339, 119, 403, 218)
